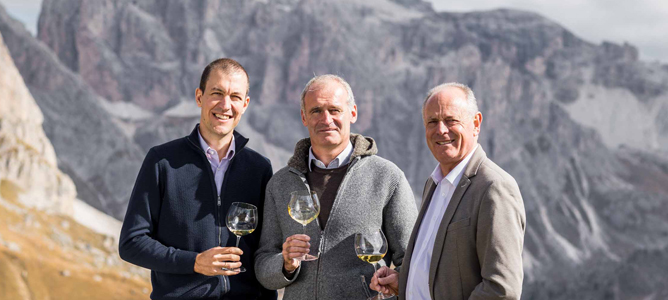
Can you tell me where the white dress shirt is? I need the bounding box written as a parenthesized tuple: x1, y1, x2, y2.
(405, 145, 478, 300)
(308, 141, 353, 171)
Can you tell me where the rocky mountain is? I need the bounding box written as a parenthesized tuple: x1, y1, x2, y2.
(1, 0, 667, 298)
(0, 4, 147, 220)
(0, 28, 151, 299)
(0, 21, 75, 216)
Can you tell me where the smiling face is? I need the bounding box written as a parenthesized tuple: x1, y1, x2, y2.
(301, 80, 357, 155)
(423, 87, 482, 175)
(195, 70, 249, 145)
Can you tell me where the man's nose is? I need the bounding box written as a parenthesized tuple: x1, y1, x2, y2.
(321, 111, 333, 124)
(437, 121, 449, 134)
(219, 96, 232, 110)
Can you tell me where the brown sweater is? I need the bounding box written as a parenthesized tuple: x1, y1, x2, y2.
(306, 162, 348, 230)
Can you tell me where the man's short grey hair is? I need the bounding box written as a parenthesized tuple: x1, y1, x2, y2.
(422, 82, 479, 120)
(300, 74, 356, 113)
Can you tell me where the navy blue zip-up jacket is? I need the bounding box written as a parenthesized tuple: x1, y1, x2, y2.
(119, 125, 277, 300)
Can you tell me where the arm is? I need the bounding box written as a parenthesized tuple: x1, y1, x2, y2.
(470, 180, 526, 300)
(118, 148, 199, 274)
(382, 171, 418, 269)
(256, 163, 280, 300)
(254, 183, 302, 290)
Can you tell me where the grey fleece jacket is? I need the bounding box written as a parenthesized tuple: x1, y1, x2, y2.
(255, 134, 418, 300)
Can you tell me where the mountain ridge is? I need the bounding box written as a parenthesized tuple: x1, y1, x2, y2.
(0, 0, 666, 298)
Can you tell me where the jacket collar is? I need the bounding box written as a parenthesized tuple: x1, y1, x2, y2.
(461, 144, 486, 180)
(187, 124, 249, 154)
(287, 133, 377, 174)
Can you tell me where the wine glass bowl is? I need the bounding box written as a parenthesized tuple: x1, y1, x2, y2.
(288, 190, 321, 261)
(224, 202, 257, 272)
(355, 230, 390, 300)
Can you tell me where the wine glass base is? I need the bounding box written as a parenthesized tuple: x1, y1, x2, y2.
(298, 254, 319, 261)
(367, 293, 393, 300)
(221, 267, 246, 273)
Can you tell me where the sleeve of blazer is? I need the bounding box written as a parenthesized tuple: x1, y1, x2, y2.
(254, 180, 301, 290)
(470, 179, 526, 300)
(118, 148, 199, 274)
(382, 170, 418, 268)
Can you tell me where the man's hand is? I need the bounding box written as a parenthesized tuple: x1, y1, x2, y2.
(282, 234, 310, 273)
(194, 247, 243, 276)
(370, 266, 399, 296)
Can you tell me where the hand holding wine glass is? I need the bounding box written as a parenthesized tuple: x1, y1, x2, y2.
(355, 229, 391, 300)
(287, 190, 321, 261)
(370, 266, 399, 296)
(224, 202, 257, 273)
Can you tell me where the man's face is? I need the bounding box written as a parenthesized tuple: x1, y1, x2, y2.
(301, 81, 357, 151)
(423, 87, 482, 175)
(196, 70, 249, 142)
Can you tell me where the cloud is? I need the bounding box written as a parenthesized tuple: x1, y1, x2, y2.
(428, 0, 668, 63)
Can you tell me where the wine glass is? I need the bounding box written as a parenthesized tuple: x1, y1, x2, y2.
(224, 202, 257, 272)
(355, 230, 390, 300)
(288, 190, 320, 261)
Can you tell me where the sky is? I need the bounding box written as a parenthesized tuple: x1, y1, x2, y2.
(1, 0, 666, 63)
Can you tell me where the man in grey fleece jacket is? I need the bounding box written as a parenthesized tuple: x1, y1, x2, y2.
(255, 75, 418, 299)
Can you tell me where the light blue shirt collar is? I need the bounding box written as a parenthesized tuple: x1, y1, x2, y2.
(197, 129, 235, 163)
(308, 141, 353, 171)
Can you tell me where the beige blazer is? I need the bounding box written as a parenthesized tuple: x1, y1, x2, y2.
(399, 146, 525, 300)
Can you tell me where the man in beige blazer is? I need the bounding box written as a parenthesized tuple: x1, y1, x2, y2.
(370, 83, 526, 300)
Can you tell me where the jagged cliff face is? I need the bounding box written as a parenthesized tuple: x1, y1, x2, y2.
(1, 0, 667, 298)
(0, 5, 146, 220)
(0, 27, 75, 215)
(0, 30, 151, 299)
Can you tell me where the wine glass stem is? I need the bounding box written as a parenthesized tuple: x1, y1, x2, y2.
(302, 224, 307, 260)
(235, 235, 241, 248)
(374, 263, 385, 298)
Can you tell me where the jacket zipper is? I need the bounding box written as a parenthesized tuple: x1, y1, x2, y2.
(217, 195, 222, 246)
(217, 194, 230, 296)
(187, 138, 230, 297)
(299, 156, 360, 299)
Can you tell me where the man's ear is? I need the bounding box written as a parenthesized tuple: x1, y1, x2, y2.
(473, 112, 482, 137)
(350, 104, 358, 124)
(240, 96, 250, 114)
(195, 88, 203, 107)
(301, 109, 307, 127)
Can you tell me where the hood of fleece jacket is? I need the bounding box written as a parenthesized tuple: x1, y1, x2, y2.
(287, 134, 378, 174)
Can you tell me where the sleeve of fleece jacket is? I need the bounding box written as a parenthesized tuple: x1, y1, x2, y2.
(254, 180, 301, 290)
(383, 170, 419, 269)
(118, 148, 199, 274)
(256, 163, 280, 300)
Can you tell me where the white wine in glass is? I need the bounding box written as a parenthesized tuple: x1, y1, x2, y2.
(355, 230, 390, 300)
(224, 202, 257, 273)
(288, 190, 320, 261)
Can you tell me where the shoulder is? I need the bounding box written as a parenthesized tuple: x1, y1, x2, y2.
(474, 158, 523, 203)
(476, 158, 519, 187)
(145, 136, 193, 161)
(267, 166, 293, 185)
(359, 155, 405, 177)
(236, 146, 272, 171)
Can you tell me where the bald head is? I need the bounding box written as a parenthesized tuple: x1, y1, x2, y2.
(422, 83, 478, 121)
(300, 74, 355, 114)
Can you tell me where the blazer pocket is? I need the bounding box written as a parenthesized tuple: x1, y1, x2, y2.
(446, 217, 470, 232)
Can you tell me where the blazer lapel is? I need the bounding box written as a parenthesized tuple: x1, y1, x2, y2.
(399, 178, 437, 299)
(428, 146, 486, 299)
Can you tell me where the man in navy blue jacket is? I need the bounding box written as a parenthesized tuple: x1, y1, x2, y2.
(119, 58, 277, 300)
